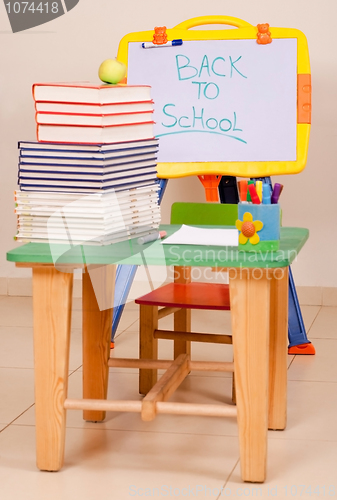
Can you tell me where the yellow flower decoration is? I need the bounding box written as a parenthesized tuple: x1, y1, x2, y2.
(236, 212, 263, 245)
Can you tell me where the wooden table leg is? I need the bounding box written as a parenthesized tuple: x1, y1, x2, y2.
(268, 268, 288, 430)
(32, 266, 73, 471)
(174, 266, 191, 359)
(229, 268, 271, 483)
(139, 304, 158, 394)
(82, 264, 115, 422)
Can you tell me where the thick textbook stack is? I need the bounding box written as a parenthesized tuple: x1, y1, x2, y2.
(15, 139, 161, 245)
(18, 139, 159, 192)
(32, 82, 155, 144)
(15, 184, 161, 246)
(14, 83, 161, 245)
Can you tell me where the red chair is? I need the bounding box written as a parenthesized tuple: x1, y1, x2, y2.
(135, 202, 238, 397)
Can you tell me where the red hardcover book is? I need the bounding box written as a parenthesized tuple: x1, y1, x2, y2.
(32, 82, 152, 105)
(34, 100, 154, 115)
(35, 110, 154, 127)
(36, 121, 155, 144)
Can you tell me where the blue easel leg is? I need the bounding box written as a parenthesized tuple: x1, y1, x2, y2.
(288, 266, 310, 346)
(111, 264, 138, 346)
(111, 179, 168, 344)
(287, 267, 315, 354)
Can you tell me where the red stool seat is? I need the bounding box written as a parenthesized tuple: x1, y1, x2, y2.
(135, 282, 230, 310)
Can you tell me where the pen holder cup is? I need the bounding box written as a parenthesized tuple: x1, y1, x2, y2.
(236, 203, 281, 252)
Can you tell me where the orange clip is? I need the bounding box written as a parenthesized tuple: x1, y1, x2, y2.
(198, 175, 222, 202)
(152, 26, 168, 45)
(257, 23, 272, 45)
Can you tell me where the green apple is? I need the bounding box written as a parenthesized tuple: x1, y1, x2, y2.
(98, 58, 127, 84)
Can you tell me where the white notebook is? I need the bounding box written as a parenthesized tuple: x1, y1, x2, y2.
(162, 225, 238, 247)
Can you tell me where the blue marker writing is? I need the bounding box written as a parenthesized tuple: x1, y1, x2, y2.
(142, 39, 183, 49)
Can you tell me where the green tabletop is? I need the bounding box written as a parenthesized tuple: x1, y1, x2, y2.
(7, 225, 309, 269)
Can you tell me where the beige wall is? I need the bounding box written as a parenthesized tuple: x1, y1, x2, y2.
(1, 0, 336, 287)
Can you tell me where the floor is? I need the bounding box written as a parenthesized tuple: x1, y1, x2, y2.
(0, 296, 336, 499)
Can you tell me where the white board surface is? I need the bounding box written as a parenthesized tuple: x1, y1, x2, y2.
(127, 39, 297, 163)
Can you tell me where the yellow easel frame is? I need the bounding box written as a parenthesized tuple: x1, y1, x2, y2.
(117, 16, 311, 179)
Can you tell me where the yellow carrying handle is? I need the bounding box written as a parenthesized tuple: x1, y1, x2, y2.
(174, 16, 253, 31)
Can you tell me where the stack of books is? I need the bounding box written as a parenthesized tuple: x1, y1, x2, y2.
(18, 140, 159, 193)
(32, 82, 155, 144)
(15, 184, 161, 246)
(15, 82, 161, 245)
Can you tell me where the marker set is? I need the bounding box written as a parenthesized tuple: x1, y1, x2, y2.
(238, 180, 283, 205)
(236, 179, 282, 251)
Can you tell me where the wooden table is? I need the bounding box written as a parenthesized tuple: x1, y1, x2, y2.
(7, 225, 309, 482)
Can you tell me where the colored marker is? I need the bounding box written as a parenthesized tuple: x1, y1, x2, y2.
(246, 180, 254, 202)
(238, 180, 248, 202)
(271, 183, 283, 204)
(255, 180, 263, 202)
(142, 40, 183, 48)
(248, 183, 261, 204)
(262, 183, 271, 204)
(137, 230, 167, 245)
